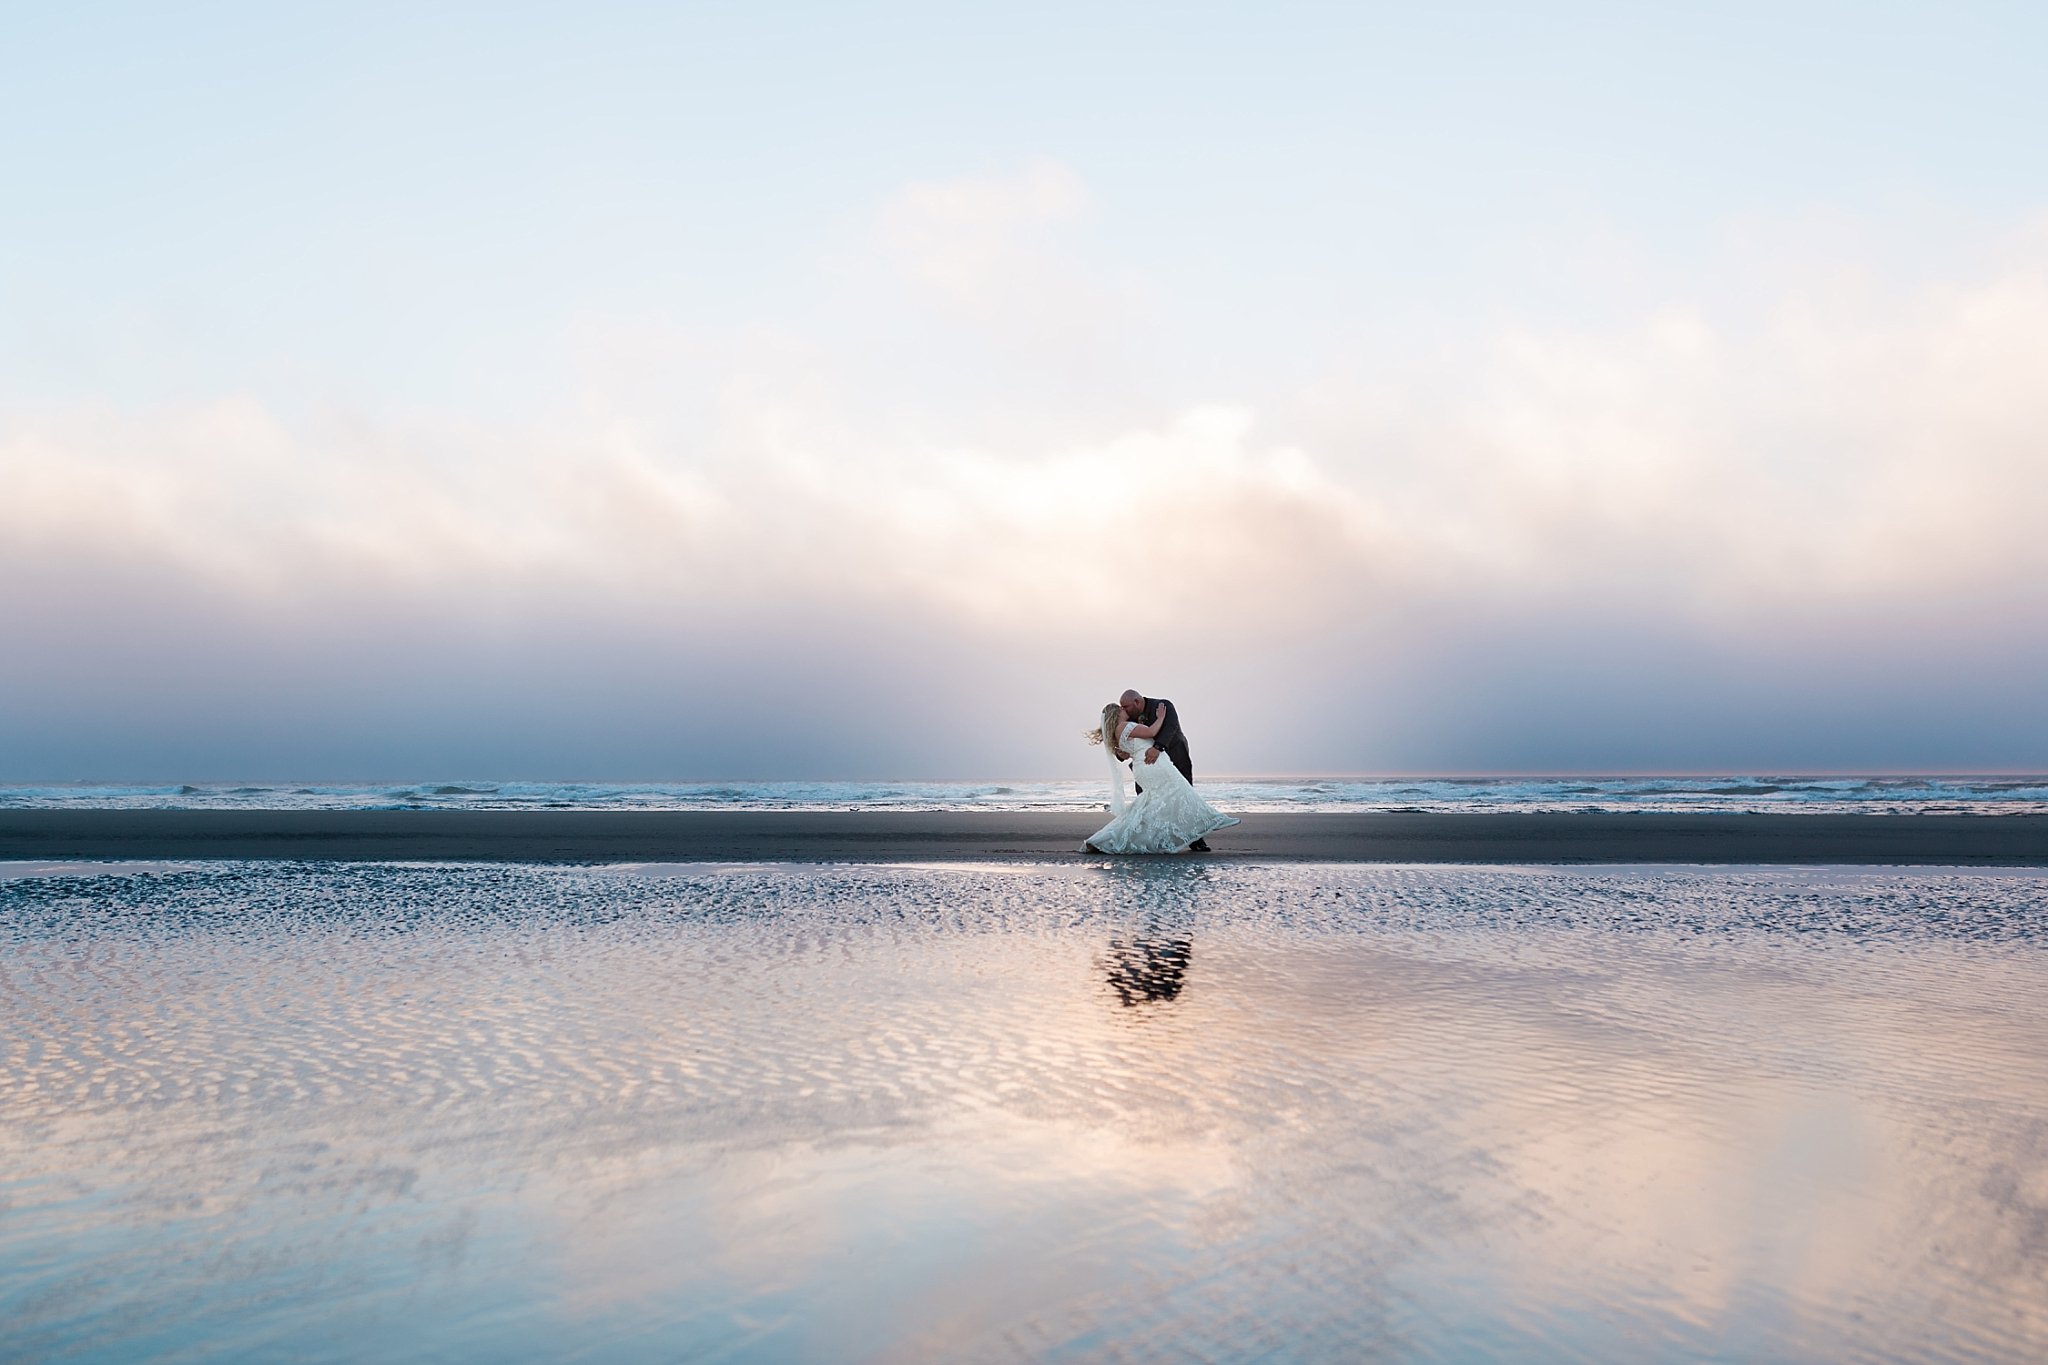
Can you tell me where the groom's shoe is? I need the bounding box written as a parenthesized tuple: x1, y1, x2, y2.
(1189, 839, 1212, 852)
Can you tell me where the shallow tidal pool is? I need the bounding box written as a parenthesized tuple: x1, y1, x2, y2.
(4, 860, 2047, 1362)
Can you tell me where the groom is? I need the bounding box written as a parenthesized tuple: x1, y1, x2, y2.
(1120, 689, 1211, 851)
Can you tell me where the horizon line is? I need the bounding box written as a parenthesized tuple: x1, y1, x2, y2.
(5, 770, 2047, 787)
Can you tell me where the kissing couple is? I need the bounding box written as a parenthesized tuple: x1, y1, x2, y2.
(1083, 690, 1240, 855)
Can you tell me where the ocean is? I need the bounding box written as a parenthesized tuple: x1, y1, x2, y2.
(5, 773, 2048, 814)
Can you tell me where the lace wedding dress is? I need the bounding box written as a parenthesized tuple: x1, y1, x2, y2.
(1084, 723, 1240, 854)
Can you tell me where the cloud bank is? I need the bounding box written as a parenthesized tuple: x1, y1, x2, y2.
(5, 165, 2047, 778)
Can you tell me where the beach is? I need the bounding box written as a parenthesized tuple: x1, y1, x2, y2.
(7, 787, 2048, 1362)
(5, 807, 2048, 864)
(11, 1, 2045, 1357)
(6, 858, 2047, 1360)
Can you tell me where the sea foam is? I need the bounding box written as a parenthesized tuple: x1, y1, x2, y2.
(4, 773, 2046, 814)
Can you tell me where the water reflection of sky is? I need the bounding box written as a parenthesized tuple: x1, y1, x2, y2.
(4, 862, 2046, 1361)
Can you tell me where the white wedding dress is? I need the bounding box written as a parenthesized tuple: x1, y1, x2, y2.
(1084, 723, 1240, 854)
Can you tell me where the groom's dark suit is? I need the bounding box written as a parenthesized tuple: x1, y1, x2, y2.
(1133, 696, 1193, 789)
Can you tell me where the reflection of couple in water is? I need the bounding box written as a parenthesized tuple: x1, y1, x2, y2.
(1104, 934, 1192, 1007)
(1098, 863, 1207, 1010)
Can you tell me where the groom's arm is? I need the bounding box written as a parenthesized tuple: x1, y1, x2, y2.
(1142, 707, 1166, 763)
(1134, 700, 1176, 761)
(1153, 700, 1182, 745)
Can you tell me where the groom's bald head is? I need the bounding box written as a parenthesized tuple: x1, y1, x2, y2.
(1120, 690, 1144, 718)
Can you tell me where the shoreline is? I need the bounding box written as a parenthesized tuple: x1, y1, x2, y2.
(4, 809, 2048, 865)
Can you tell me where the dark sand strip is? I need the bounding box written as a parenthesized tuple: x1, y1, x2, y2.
(3, 809, 2048, 864)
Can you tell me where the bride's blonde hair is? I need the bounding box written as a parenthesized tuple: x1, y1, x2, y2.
(1084, 702, 1127, 760)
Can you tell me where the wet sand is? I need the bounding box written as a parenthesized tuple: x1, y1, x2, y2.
(5, 860, 2046, 1361)
(4, 808, 2048, 863)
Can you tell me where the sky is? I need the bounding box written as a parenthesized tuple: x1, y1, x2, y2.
(4, 1, 2047, 781)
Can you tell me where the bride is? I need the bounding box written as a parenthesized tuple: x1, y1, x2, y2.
(1083, 703, 1240, 854)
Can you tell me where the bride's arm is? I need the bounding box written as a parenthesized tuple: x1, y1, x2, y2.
(1127, 711, 1167, 739)
(1121, 721, 1165, 765)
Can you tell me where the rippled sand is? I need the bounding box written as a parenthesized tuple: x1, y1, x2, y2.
(4, 862, 2046, 1362)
